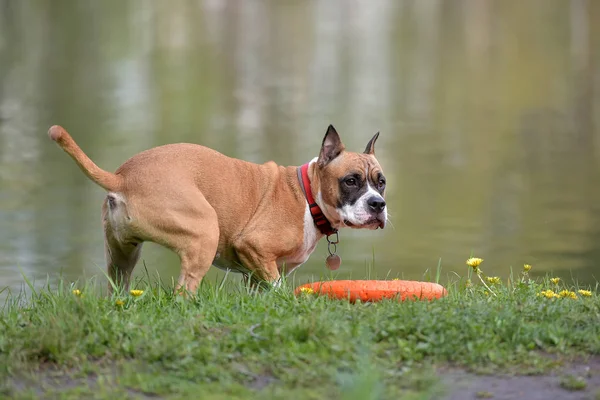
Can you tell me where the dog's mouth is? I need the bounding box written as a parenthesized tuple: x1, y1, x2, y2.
(343, 218, 385, 230)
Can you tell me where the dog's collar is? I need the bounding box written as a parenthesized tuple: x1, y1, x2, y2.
(297, 163, 338, 236)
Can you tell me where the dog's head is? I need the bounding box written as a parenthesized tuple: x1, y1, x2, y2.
(312, 125, 387, 230)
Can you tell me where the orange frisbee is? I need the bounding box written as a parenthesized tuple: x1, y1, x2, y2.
(294, 280, 448, 303)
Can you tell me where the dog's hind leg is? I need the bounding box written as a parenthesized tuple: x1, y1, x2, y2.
(105, 236, 143, 293)
(128, 190, 220, 295)
(102, 196, 143, 293)
(173, 202, 220, 294)
(175, 240, 217, 294)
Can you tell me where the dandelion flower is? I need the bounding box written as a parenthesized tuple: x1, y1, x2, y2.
(486, 276, 501, 285)
(538, 289, 559, 299)
(115, 299, 125, 306)
(130, 289, 144, 297)
(392, 278, 400, 281)
(299, 287, 314, 295)
(466, 258, 483, 268)
(72, 289, 82, 296)
(523, 264, 532, 272)
(577, 289, 592, 297)
(550, 277, 561, 285)
(558, 290, 577, 300)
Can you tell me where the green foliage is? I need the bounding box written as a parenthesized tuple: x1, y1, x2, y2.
(0, 270, 598, 399)
(559, 374, 587, 391)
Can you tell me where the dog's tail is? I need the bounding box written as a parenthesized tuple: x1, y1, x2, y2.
(48, 125, 123, 192)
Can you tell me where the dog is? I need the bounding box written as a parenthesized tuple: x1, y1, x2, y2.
(47, 124, 387, 292)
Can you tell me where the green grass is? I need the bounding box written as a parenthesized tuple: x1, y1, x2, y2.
(0, 268, 599, 399)
(559, 374, 588, 391)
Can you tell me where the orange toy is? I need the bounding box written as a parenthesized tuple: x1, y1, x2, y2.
(294, 280, 448, 303)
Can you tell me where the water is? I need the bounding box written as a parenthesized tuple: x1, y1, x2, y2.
(1, 0, 599, 295)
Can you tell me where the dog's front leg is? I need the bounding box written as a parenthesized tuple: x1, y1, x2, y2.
(242, 271, 283, 292)
(235, 243, 281, 289)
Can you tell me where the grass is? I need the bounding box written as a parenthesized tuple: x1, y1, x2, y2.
(559, 374, 588, 391)
(0, 263, 599, 399)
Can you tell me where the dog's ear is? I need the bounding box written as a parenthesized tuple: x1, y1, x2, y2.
(364, 132, 380, 155)
(318, 125, 345, 167)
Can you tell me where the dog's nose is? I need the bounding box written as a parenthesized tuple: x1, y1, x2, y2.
(367, 197, 386, 213)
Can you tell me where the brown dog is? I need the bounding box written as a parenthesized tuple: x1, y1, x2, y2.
(48, 125, 387, 292)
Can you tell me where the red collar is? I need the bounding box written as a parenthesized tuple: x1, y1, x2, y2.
(297, 163, 338, 236)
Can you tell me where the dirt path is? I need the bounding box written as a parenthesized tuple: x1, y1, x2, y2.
(441, 359, 600, 400)
(6, 358, 600, 399)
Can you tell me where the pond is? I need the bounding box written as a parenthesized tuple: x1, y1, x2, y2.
(1, 0, 599, 295)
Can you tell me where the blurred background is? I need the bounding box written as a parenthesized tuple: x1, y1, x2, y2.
(1, 0, 599, 295)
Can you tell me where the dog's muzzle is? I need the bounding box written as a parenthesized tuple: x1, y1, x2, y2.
(367, 195, 386, 229)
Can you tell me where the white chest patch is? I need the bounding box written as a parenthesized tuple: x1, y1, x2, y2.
(277, 203, 321, 274)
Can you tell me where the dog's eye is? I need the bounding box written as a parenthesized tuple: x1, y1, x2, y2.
(378, 179, 386, 189)
(345, 178, 357, 186)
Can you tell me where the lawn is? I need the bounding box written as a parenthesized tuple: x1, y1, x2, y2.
(0, 262, 599, 399)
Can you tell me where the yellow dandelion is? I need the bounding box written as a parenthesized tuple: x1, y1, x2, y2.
(392, 278, 400, 281)
(115, 299, 125, 306)
(550, 277, 561, 285)
(558, 290, 577, 300)
(523, 264, 532, 272)
(486, 276, 501, 285)
(466, 257, 483, 268)
(129, 289, 144, 297)
(577, 289, 592, 297)
(72, 289, 81, 296)
(538, 289, 559, 299)
(299, 287, 314, 295)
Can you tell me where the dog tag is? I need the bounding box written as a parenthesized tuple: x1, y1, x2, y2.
(326, 254, 341, 270)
